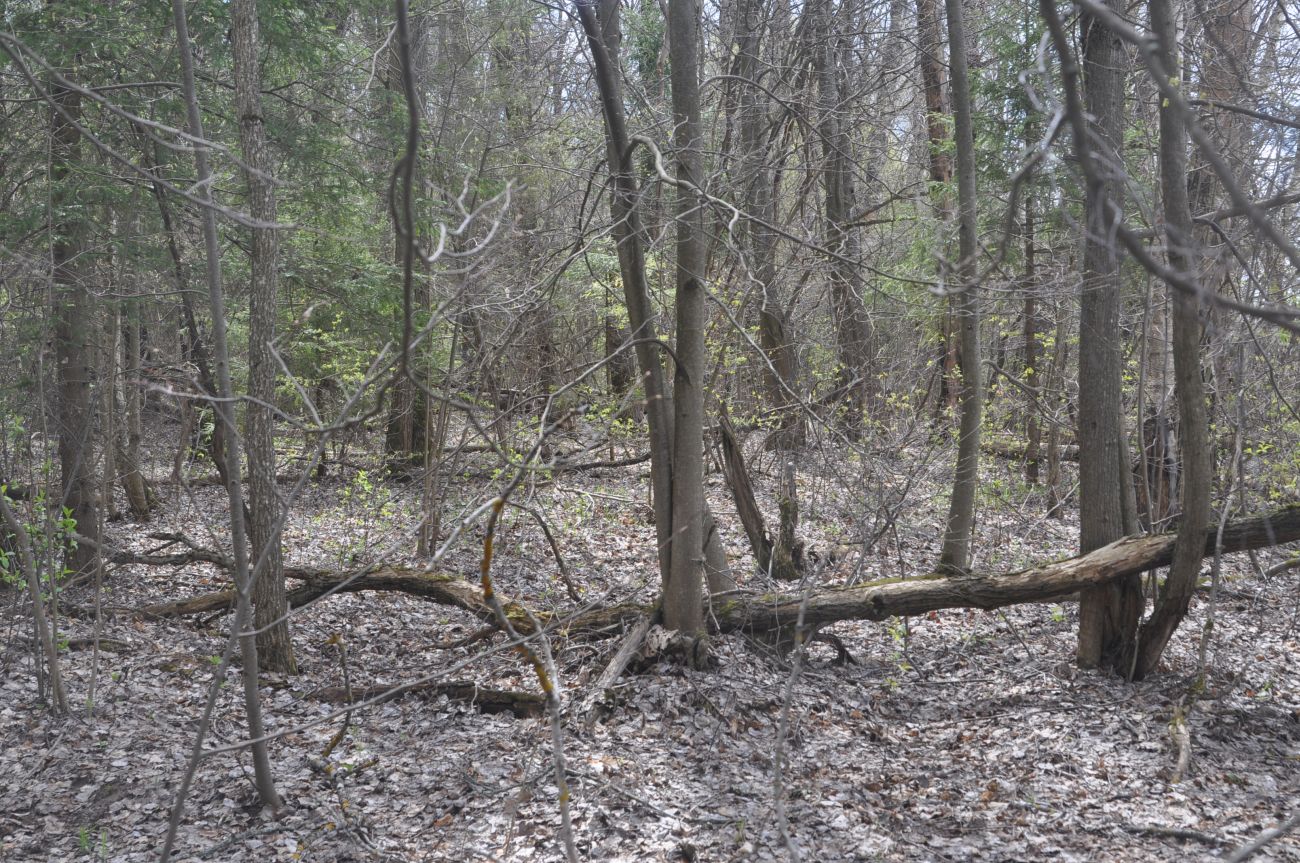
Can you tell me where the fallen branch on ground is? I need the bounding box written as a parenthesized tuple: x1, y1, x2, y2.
(313, 679, 545, 718)
(136, 504, 1300, 638)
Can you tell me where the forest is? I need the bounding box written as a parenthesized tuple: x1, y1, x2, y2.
(1, 0, 1298, 859)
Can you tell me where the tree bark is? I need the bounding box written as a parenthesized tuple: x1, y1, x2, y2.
(167, 0, 280, 819)
(232, 0, 295, 674)
(1132, 0, 1212, 681)
(1075, 1, 1142, 670)
(808, 0, 874, 427)
(665, 0, 707, 635)
(937, 0, 982, 573)
(50, 66, 99, 577)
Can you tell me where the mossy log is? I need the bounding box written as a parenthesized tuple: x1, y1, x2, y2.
(139, 505, 1300, 637)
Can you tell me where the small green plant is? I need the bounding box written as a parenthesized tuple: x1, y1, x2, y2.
(77, 825, 108, 859)
(326, 470, 398, 565)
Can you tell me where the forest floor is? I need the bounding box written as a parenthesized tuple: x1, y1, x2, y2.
(2, 423, 1298, 862)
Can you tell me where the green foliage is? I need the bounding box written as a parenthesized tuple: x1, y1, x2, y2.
(0, 478, 77, 592)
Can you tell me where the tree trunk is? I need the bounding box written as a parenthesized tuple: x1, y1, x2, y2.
(937, 0, 982, 573)
(120, 297, 152, 519)
(140, 130, 228, 487)
(917, 0, 960, 419)
(1132, 0, 1212, 681)
(729, 0, 803, 448)
(1075, 0, 1142, 670)
(808, 0, 874, 428)
(1046, 307, 1069, 519)
(665, 0, 707, 635)
(232, 0, 295, 674)
(167, 0, 280, 818)
(1023, 160, 1041, 485)
(577, 0, 675, 591)
(50, 71, 99, 577)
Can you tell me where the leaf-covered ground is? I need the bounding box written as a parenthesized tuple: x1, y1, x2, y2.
(2, 431, 1298, 862)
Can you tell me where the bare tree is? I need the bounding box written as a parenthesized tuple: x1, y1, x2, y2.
(232, 0, 295, 675)
(1074, 0, 1142, 670)
(806, 0, 875, 427)
(664, 0, 710, 635)
(937, 0, 982, 573)
(49, 32, 99, 578)
(1132, 0, 1212, 680)
(162, 0, 280, 844)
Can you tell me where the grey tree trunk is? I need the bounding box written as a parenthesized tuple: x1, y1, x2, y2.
(232, 0, 295, 674)
(1075, 0, 1142, 669)
(1132, 0, 1212, 681)
(166, 0, 280, 819)
(50, 71, 99, 578)
(577, 0, 675, 591)
(576, 0, 733, 612)
(120, 297, 152, 519)
(665, 0, 707, 636)
(937, 0, 982, 573)
(729, 0, 803, 448)
(807, 0, 874, 428)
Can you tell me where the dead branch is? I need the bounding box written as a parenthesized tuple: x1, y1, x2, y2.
(136, 504, 1300, 641)
(313, 679, 545, 719)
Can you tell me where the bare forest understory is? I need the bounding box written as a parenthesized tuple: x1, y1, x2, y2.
(3, 427, 1299, 863)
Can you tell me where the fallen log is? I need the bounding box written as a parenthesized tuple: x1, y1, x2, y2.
(314, 680, 545, 718)
(982, 435, 1079, 462)
(138, 504, 1300, 637)
(708, 503, 1300, 633)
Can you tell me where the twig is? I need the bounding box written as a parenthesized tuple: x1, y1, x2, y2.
(320, 633, 353, 760)
(1223, 811, 1300, 862)
(1122, 822, 1227, 846)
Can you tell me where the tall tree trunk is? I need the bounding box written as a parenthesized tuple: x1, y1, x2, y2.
(937, 0, 981, 573)
(808, 0, 874, 428)
(1187, 0, 1253, 413)
(233, 0, 295, 674)
(916, 0, 960, 417)
(1132, 0, 1212, 680)
(1075, 0, 1142, 670)
(50, 69, 99, 577)
(166, 0, 280, 820)
(577, 0, 676, 591)
(730, 0, 803, 448)
(100, 298, 122, 524)
(1023, 151, 1041, 485)
(120, 297, 152, 519)
(576, 0, 733, 608)
(665, 0, 707, 636)
(139, 129, 228, 487)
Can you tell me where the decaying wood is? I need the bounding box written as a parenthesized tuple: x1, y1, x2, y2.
(716, 414, 803, 581)
(314, 679, 545, 718)
(983, 435, 1079, 462)
(709, 504, 1300, 634)
(138, 505, 1300, 639)
(579, 614, 655, 729)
